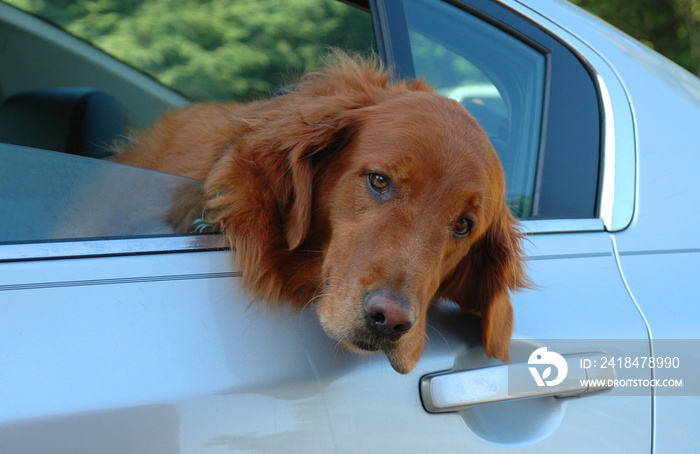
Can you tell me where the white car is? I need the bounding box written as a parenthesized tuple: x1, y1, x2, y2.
(1, 0, 698, 452)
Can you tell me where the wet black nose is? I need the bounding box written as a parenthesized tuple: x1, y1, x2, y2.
(363, 290, 415, 341)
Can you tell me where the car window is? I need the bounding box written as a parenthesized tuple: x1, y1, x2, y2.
(5, 0, 375, 103)
(0, 0, 602, 259)
(402, 0, 545, 218)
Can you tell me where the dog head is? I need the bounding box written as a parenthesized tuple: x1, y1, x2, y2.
(207, 54, 528, 373)
(311, 91, 527, 373)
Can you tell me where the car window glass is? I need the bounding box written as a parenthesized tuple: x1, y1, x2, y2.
(5, 0, 375, 103)
(0, 144, 205, 244)
(403, 0, 546, 218)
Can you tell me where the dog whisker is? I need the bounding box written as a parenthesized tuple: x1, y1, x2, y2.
(424, 319, 449, 353)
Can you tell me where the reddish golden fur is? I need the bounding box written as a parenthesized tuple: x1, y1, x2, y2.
(118, 53, 528, 373)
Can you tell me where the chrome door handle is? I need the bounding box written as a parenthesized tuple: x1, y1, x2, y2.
(420, 353, 615, 413)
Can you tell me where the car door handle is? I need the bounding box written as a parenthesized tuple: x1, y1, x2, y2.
(420, 353, 615, 413)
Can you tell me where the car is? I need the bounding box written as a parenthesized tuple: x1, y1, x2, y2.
(1, 0, 699, 452)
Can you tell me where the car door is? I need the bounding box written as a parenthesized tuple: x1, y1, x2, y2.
(0, 1, 652, 453)
(369, 0, 652, 451)
(2, 148, 647, 453)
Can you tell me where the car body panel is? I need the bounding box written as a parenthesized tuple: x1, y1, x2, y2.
(0, 233, 652, 452)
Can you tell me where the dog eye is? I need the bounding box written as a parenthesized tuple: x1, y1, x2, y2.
(453, 216, 473, 237)
(367, 173, 390, 194)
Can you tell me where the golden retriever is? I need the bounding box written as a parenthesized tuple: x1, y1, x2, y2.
(117, 52, 529, 374)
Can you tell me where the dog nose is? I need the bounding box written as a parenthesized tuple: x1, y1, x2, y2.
(363, 290, 415, 341)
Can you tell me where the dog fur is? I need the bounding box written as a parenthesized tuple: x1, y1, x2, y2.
(117, 53, 529, 373)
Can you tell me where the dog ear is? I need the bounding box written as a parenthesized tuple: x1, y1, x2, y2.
(202, 110, 360, 307)
(284, 115, 357, 250)
(439, 205, 528, 362)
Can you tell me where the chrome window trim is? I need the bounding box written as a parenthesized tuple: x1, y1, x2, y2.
(0, 235, 226, 262)
(596, 74, 616, 226)
(496, 0, 637, 232)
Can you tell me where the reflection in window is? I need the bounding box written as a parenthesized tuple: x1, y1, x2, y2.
(5, 0, 375, 103)
(404, 0, 546, 218)
(0, 145, 206, 243)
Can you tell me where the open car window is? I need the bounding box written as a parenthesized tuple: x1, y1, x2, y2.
(0, 0, 375, 260)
